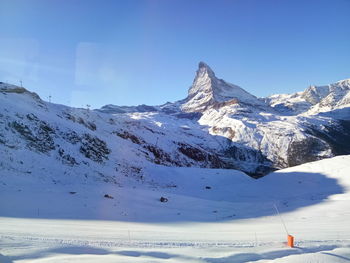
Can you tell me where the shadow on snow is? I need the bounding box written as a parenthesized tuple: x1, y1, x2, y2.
(0, 170, 344, 222)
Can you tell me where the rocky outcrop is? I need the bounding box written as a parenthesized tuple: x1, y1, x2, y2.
(80, 134, 110, 163)
(10, 114, 55, 153)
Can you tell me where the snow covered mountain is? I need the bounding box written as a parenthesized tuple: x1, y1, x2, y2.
(265, 78, 350, 116)
(181, 62, 265, 112)
(1, 63, 350, 180)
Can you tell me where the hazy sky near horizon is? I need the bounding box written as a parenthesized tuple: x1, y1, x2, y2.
(0, 0, 349, 108)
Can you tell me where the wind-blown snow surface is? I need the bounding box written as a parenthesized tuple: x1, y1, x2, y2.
(1, 156, 350, 262)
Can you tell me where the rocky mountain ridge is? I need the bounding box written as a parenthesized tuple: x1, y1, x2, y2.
(1, 64, 350, 180)
(265, 78, 350, 116)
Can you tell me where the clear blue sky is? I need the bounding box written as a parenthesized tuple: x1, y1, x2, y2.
(1, 0, 349, 108)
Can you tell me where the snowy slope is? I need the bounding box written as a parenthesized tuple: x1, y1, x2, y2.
(1, 62, 350, 179)
(1, 63, 350, 263)
(1, 155, 350, 262)
(98, 63, 350, 173)
(0, 82, 272, 177)
(1, 82, 245, 182)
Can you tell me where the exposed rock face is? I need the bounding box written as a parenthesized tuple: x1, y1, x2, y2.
(306, 120, 350, 156)
(10, 114, 55, 154)
(287, 136, 331, 167)
(80, 134, 111, 163)
(224, 145, 274, 176)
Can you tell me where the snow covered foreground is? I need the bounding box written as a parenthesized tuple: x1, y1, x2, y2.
(1, 156, 350, 262)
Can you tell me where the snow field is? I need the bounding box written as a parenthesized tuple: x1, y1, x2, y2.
(1, 156, 350, 262)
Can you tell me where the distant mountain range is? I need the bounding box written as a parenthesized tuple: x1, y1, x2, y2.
(1, 63, 350, 179)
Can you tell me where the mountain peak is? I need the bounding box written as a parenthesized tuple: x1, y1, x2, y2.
(193, 62, 216, 85)
(198, 61, 209, 68)
(302, 78, 350, 105)
(181, 62, 263, 112)
(198, 61, 214, 73)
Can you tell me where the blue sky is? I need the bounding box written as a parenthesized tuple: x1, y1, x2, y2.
(0, 0, 349, 108)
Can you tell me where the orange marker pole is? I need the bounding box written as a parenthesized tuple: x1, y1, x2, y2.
(274, 204, 295, 248)
(287, 235, 294, 248)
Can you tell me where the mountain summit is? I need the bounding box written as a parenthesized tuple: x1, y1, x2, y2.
(181, 62, 262, 112)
